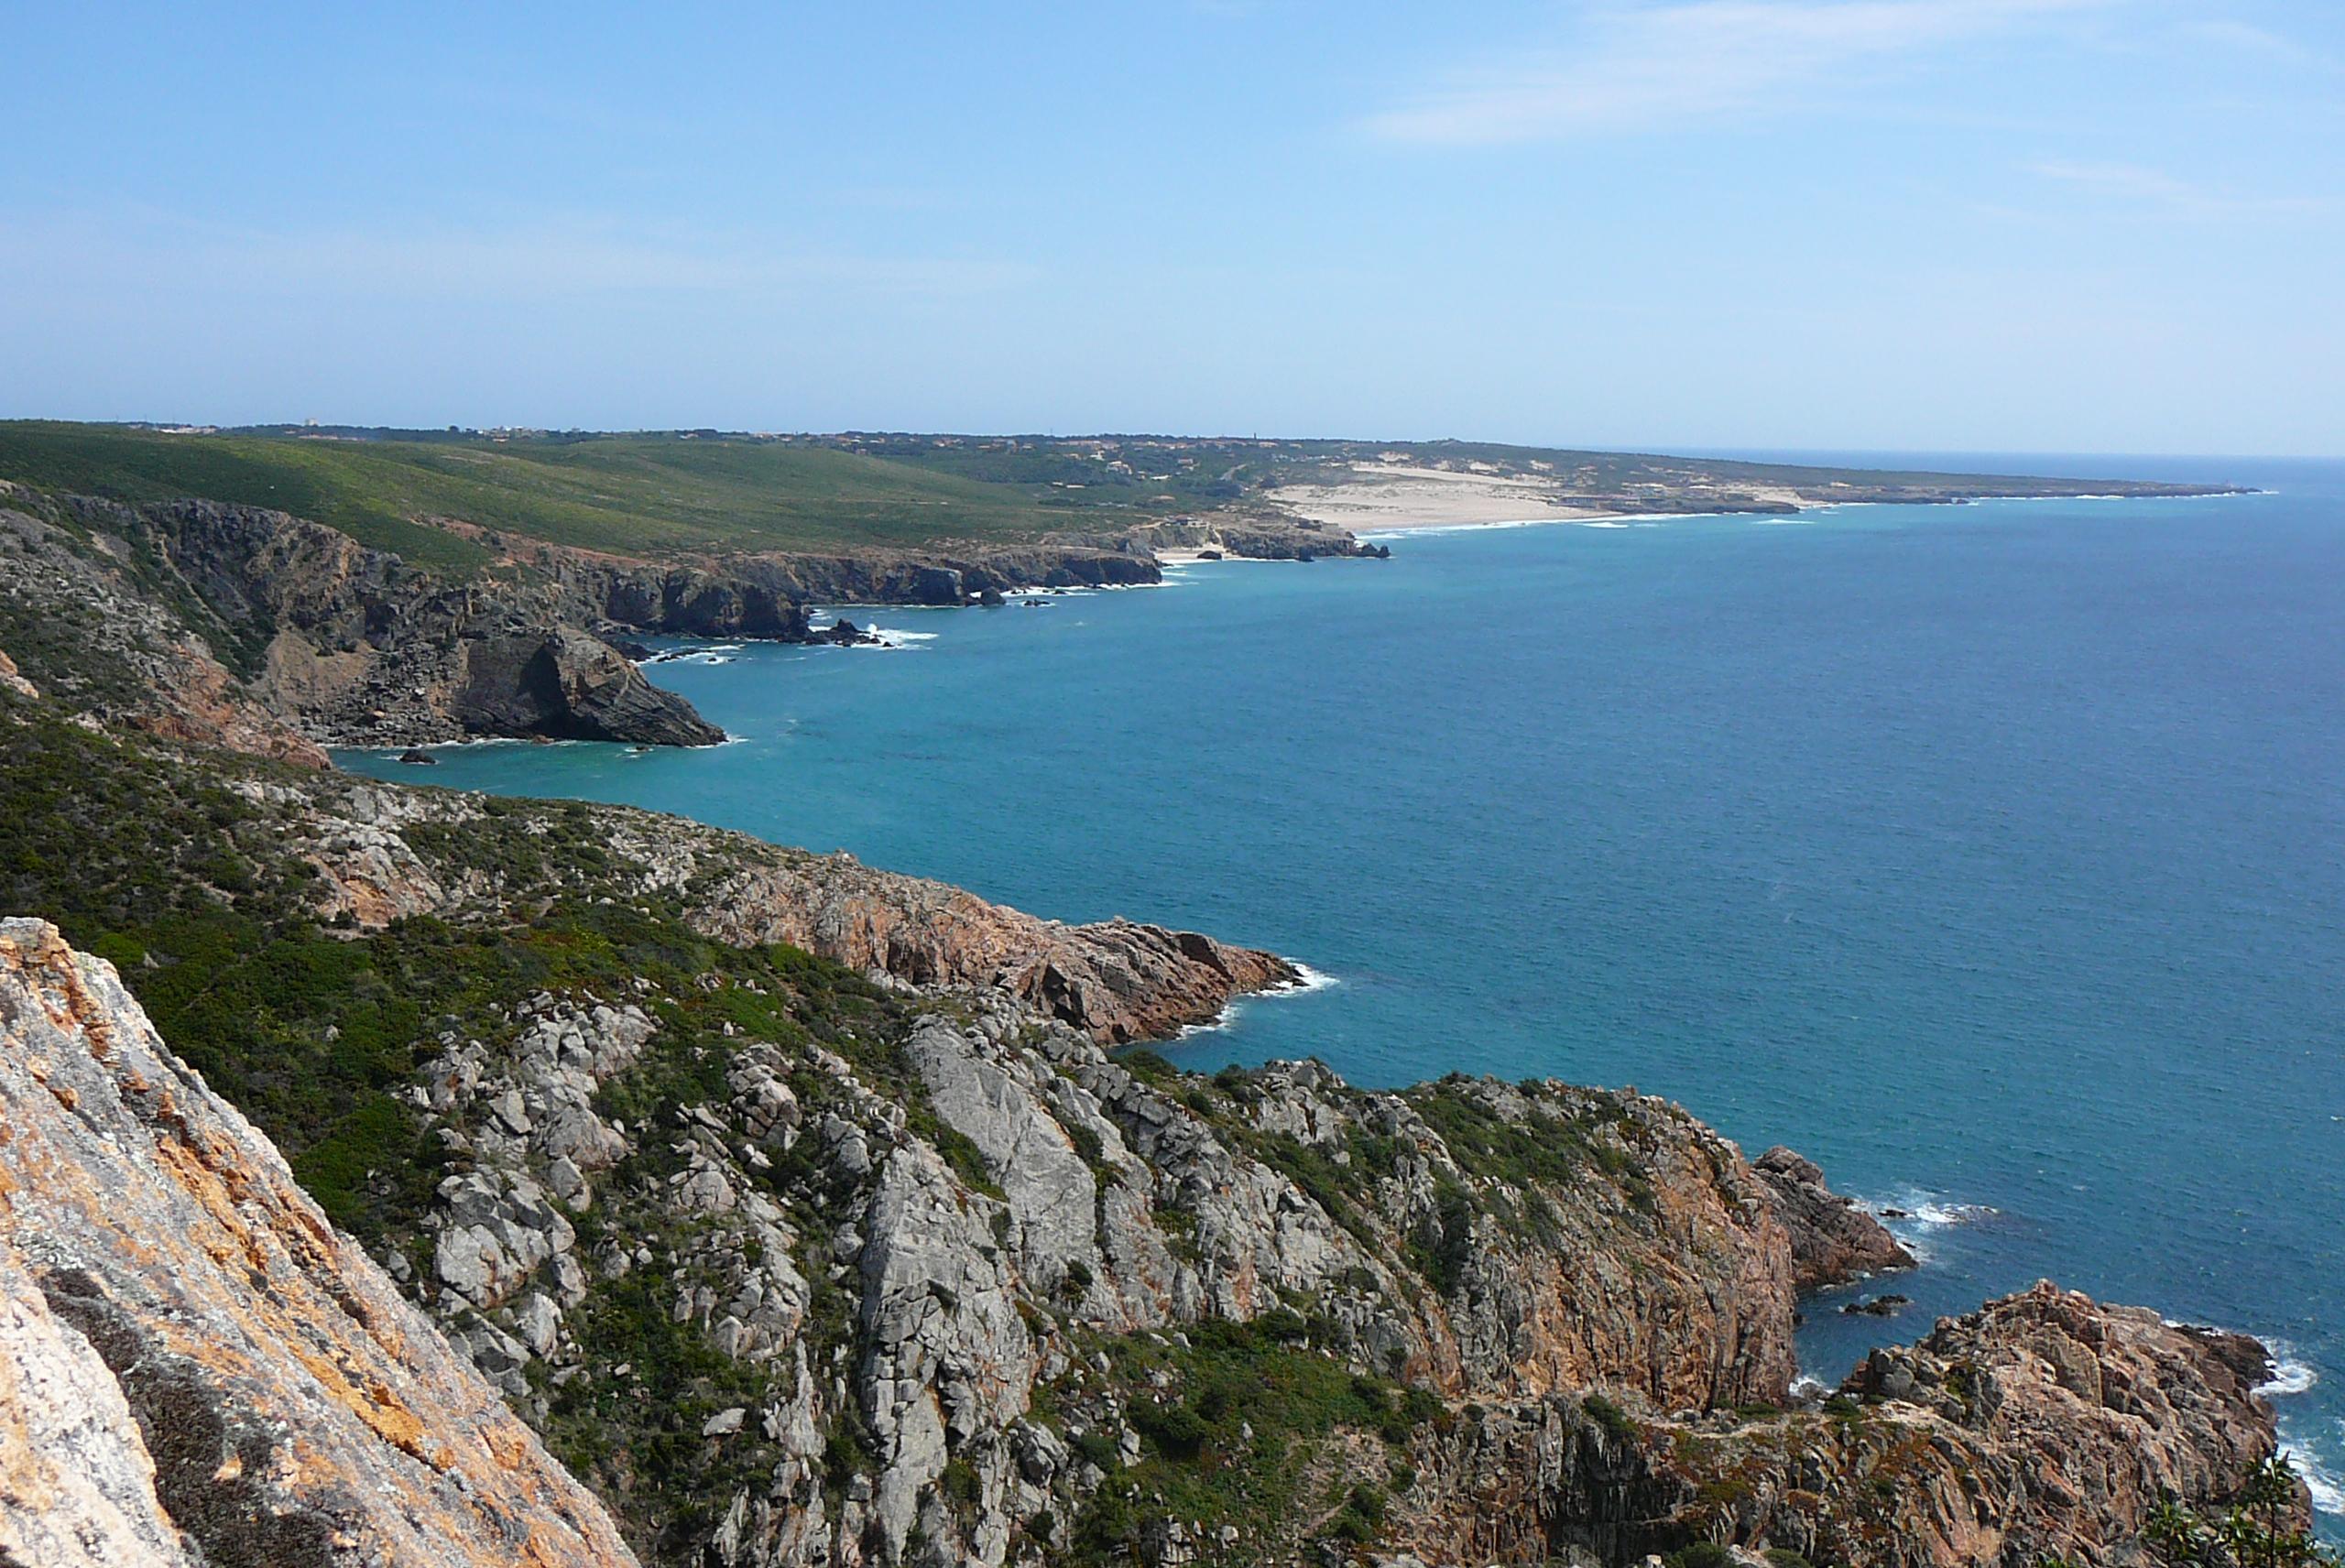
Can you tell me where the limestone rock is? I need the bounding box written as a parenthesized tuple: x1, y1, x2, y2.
(0, 1241, 191, 1567)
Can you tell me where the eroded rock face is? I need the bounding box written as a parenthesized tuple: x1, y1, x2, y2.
(452, 626, 725, 745)
(1391, 1284, 2294, 1568)
(687, 853, 1300, 1044)
(0, 1245, 190, 1568)
(0, 501, 332, 766)
(0, 920, 638, 1568)
(0, 493, 727, 752)
(1752, 1144, 1916, 1290)
(374, 963, 1868, 1566)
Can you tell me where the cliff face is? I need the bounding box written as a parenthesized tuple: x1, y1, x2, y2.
(289, 975, 1842, 1566)
(0, 907, 2287, 1568)
(0, 919, 638, 1567)
(130, 495, 731, 748)
(0, 477, 1393, 756)
(0, 495, 333, 766)
(0, 489, 725, 752)
(1393, 1283, 2293, 1567)
(450, 626, 727, 746)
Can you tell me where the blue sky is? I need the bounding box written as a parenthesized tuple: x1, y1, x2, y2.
(5, 1, 2340, 452)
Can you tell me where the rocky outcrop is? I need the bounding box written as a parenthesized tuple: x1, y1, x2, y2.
(0, 498, 332, 766)
(259, 771, 1303, 1042)
(0, 893, 2294, 1568)
(371, 963, 1837, 1565)
(451, 626, 726, 745)
(1753, 1144, 1916, 1290)
(697, 866, 1301, 1044)
(1795, 1284, 2296, 1563)
(1061, 513, 1384, 563)
(1544, 1283, 2297, 1568)
(0, 919, 638, 1567)
(1387, 1281, 2295, 1568)
(0, 492, 725, 752)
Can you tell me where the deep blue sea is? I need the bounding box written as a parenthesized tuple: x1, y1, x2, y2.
(345, 454, 2345, 1524)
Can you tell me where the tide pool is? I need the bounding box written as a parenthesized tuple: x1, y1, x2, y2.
(345, 457, 2345, 1521)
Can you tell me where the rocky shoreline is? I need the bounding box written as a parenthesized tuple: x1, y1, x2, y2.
(0, 902, 2305, 1567)
(0, 482, 1391, 755)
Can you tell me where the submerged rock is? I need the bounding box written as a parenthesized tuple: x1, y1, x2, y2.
(811, 617, 884, 647)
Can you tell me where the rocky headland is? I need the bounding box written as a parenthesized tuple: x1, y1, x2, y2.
(0, 660, 2312, 1564)
(0, 479, 1391, 755)
(0, 892, 2301, 1567)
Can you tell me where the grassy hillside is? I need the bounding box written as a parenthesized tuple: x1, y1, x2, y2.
(0, 421, 2212, 579)
(842, 431, 2170, 499)
(0, 422, 1160, 572)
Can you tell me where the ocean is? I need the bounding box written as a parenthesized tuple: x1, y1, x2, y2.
(344, 454, 2345, 1524)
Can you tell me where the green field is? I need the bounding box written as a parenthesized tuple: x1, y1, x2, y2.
(0, 423, 1157, 572)
(0, 421, 2205, 578)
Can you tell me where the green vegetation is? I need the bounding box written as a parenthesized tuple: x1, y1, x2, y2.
(2133, 1458, 2340, 1567)
(0, 421, 1182, 571)
(1665, 1545, 1735, 1568)
(1, 420, 2200, 583)
(1053, 1314, 1437, 1563)
(0, 703, 907, 1244)
(1583, 1391, 1641, 1447)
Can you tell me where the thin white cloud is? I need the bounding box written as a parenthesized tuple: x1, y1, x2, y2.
(2027, 159, 2330, 220)
(2176, 18, 2320, 65)
(1366, 0, 2109, 145)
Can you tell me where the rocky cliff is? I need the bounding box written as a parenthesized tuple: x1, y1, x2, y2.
(0, 481, 1382, 757)
(0, 919, 638, 1567)
(0, 679, 2305, 1566)
(246, 763, 1302, 1044)
(0, 486, 725, 751)
(1752, 1145, 1918, 1290)
(0, 902, 2293, 1567)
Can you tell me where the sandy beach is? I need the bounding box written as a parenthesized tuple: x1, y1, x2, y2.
(1269, 463, 1833, 534)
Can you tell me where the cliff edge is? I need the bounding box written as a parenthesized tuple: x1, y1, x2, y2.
(0, 919, 638, 1568)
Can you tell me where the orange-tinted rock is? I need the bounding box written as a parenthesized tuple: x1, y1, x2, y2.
(0, 920, 637, 1568)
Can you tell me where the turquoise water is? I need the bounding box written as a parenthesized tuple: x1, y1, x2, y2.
(345, 457, 2345, 1519)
